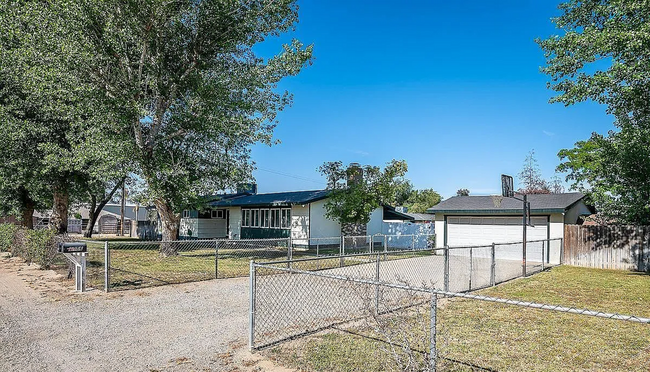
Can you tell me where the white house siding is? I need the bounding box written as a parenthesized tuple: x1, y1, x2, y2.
(308, 199, 341, 239)
(291, 205, 309, 245)
(564, 201, 591, 224)
(549, 213, 564, 240)
(228, 207, 241, 239)
(366, 208, 383, 236)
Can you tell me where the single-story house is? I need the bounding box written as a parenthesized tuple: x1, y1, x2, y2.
(179, 186, 418, 243)
(427, 192, 592, 248)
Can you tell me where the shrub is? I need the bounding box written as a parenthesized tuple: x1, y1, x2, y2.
(11, 228, 59, 269)
(0, 223, 18, 252)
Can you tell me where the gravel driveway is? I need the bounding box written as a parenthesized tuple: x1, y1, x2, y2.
(0, 256, 254, 372)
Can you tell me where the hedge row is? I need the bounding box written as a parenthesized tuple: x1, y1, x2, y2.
(0, 223, 60, 269)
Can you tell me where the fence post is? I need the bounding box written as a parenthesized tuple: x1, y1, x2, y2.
(104, 241, 110, 292)
(444, 246, 449, 292)
(249, 260, 256, 351)
(370, 235, 373, 254)
(375, 254, 380, 314)
(560, 237, 565, 265)
(215, 240, 219, 279)
(541, 240, 545, 271)
(430, 290, 437, 372)
(547, 238, 551, 265)
(340, 236, 344, 268)
(468, 247, 473, 291)
(384, 235, 388, 260)
(490, 243, 496, 287)
(316, 238, 320, 257)
(288, 237, 292, 270)
(411, 234, 415, 250)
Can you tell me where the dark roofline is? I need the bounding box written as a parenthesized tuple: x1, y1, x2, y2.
(382, 205, 414, 221)
(426, 193, 588, 214)
(429, 208, 567, 214)
(208, 189, 331, 208)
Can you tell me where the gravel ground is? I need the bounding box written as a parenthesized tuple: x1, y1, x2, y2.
(0, 255, 279, 372)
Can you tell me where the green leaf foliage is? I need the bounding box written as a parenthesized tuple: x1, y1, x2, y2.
(0, 223, 18, 252)
(319, 160, 409, 225)
(539, 0, 650, 224)
(50, 0, 313, 240)
(403, 189, 441, 214)
(537, 0, 650, 128)
(558, 126, 650, 224)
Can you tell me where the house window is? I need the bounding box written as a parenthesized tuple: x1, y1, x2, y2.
(251, 209, 260, 227)
(270, 209, 281, 228)
(281, 209, 291, 229)
(211, 210, 225, 219)
(242, 209, 251, 227)
(182, 210, 190, 218)
(261, 209, 270, 228)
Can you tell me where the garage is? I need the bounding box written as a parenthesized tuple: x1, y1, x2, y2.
(446, 216, 548, 247)
(428, 193, 593, 257)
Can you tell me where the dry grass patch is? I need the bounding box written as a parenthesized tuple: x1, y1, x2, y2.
(265, 266, 650, 371)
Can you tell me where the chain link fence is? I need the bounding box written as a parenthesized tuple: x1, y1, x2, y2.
(251, 238, 565, 349)
(95, 234, 434, 291)
(250, 244, 650, 371)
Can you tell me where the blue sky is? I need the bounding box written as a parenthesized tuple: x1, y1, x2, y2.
(250, 0, 614, 199)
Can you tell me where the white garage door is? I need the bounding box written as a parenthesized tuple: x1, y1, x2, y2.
(447, 216, 548, 247)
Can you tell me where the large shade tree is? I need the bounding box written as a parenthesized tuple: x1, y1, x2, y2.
(0, 2, 93, 232)
(538, 0, 650, 223)
(58, 0, 313, 248)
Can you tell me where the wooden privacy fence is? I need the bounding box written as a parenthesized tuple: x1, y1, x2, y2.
(564, 224, 649, 272)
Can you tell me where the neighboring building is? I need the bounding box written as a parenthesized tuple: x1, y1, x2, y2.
(74, 203, 154, 238)
(178, 186, 416, 243)
(427, 192, 592, 248)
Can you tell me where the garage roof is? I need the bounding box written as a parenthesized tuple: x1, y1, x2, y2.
(209, 189, 331, 208)
(427, 192, 586, 214)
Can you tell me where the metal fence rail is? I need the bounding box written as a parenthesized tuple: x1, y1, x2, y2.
(250, 250, 650, 371)
(97, 234, 436, 291)
(251, 238, 565, 349)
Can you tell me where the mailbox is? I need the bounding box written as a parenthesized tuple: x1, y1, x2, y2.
(58, 242, 87, 254)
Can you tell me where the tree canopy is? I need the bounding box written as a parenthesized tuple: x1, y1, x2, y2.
(456, 189, 470, 197)
(539, 0, 650, 223)
(558, 128, 650, 224)
(517, 150, 565, 194)
(403, 189, 441, 214)
(319, 160, 409, 225)
(537, 0, 650, 129)
(62, 0, 314, 243)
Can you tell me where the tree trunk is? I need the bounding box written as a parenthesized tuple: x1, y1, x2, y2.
(155, 198, 180, 256)
(50, 186, 69, 234)
(18, 186, 35, 229)
(84, 177, 126, 238)
(84, 195, 98, 238)
(21, 204, 34, 229)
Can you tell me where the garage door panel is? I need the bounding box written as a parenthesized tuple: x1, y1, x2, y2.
(447, 216, 548, 247)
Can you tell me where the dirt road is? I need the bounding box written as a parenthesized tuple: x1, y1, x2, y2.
(0, 254, 285, 372)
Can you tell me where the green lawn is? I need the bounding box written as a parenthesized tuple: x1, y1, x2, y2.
(265, 266, 650, 372)
(87, 240, 434, 290)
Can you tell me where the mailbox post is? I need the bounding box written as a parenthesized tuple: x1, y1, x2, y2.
(59, 242, 88, 292)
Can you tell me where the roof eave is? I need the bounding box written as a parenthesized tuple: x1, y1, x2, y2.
(428, 208, 567, 214)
